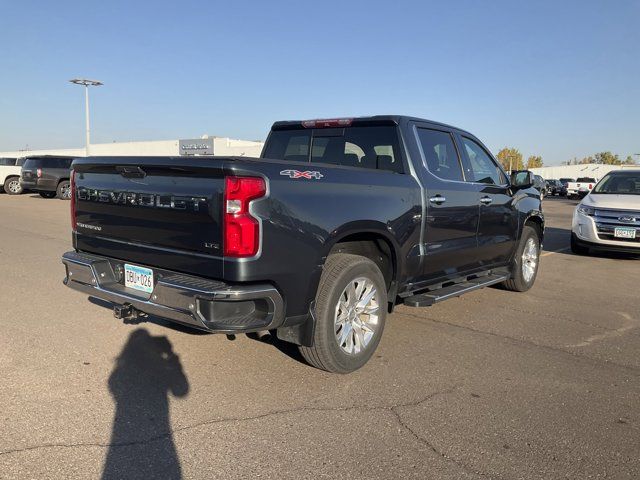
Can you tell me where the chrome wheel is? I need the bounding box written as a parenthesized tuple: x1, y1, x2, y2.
(8, 179, 21, 194)
(522, 237, 538, 283)
(334, 277, 380, 355)
(60, 183, 71, 199)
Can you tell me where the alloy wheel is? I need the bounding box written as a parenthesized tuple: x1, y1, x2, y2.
(334, 277, 380, 355)
(522, 237, 538, 283)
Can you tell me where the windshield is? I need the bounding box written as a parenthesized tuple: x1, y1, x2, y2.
(593, 172, 640, 195)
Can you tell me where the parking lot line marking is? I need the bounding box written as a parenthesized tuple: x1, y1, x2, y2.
(541, 247, 571, 257)
(566, 312, 639, 348)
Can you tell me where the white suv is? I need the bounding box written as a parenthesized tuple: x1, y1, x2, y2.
(0, 157, 25, 195)
(571, 170, 640, 255)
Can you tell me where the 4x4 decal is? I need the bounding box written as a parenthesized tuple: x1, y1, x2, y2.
(280, 169, 324, 180)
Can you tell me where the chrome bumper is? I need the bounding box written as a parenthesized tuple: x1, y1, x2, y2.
(62, 251, 284, 333)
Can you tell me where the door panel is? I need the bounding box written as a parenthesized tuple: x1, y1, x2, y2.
(456, 134, 518, 266)
(424, 182, 481, 278)
(413, 126, 482, 280)
(477, 185, 518, 265)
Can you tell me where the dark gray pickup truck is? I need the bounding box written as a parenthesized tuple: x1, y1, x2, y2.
(62, 116, 543, 372)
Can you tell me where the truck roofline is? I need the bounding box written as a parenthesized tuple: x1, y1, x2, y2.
(271, 115, 475, 137)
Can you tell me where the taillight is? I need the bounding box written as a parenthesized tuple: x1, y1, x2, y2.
(37, 168, 42, 178)
(589, 184, 593, 189)
(223, 176, 266, 257)
(302, 118, 353, 128)
(70, 170, 77, 231)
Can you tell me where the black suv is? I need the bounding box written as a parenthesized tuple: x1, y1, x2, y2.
(533, 175, 546, 198)
(20, 156, 75, 199)
(545, 179, 563, 196)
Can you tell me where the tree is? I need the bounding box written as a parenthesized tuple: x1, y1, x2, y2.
(623, 155, 636, 165)
(579, 156, 595, 164)
(594, 151, 621, 165)
(526, 155, 543, 168)
(496, 147, 523, 171)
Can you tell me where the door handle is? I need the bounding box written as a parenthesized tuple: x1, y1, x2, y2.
(429, 195, 446, 205)
(480, 196, 493, 205)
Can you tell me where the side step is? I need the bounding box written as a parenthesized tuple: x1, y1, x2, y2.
(403, 273, 509, 307)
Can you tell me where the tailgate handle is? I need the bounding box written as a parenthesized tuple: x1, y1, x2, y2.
(116, 166, 146, 178)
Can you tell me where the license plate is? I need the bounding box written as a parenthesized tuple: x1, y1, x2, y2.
(614, 227, 637, 239)
(124, 264, 154, 293)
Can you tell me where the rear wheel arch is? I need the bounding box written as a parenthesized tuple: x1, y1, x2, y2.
(325, 230, 399, 293)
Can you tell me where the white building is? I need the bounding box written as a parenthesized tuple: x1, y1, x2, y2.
(529, 163, 638, 180)
(0, 136, 264, 159)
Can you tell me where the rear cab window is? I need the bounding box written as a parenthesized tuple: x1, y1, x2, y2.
(262, 126, 404, 173)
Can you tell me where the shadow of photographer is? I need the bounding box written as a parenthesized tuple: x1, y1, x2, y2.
(102, 328, 189, 480)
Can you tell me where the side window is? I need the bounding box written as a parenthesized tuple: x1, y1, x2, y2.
(416, 128, 463, 181)
(461, 137, 506, 185)
(0, 158, 15, 166)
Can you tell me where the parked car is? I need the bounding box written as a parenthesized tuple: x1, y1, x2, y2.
(533, 175, 547, 198)
(61, 115, 544, 373)
(20, 156, 75, 199)
(545, 179, 563, 196)
(559, 178, 575, 197)
(566, 177, 598, 199)
(571, 170, 640, 255)
(0, 157, 25, 194)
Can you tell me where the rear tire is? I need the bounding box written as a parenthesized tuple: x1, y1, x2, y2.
(39, 191, 56, 198)
(299, 253, 387, 373)
(502, 225, 540, 292)
(570, 233, 589, 255)
(3, 176, 22, 195)
(57, 180, 71, 200)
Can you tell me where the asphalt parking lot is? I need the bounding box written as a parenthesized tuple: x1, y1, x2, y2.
(0, 194, 638, 479)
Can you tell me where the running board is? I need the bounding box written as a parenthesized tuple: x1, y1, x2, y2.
(403, 273, 509, 307)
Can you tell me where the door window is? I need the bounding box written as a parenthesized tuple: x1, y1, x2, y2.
(416, 128, 464, 181)
(461, 137, 506, 185)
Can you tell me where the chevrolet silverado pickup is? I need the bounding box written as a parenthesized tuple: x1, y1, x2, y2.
(62, 116, 544, 373)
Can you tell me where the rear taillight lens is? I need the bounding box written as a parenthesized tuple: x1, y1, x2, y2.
(589, 184, 593, 189)
(37, 168, 42, 178)
(70, 170, 77, 231)
(223, 176, 266, 257)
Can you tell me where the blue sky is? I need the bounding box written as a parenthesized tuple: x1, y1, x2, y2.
(1, 0, 638, 164)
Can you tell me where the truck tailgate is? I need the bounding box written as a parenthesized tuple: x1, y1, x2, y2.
(73, 157, 225, 264)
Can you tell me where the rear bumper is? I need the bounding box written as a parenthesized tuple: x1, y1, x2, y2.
(20, 178, 57, 191)
(61, 251, 285, 333)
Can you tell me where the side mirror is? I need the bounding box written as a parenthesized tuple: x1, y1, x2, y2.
(510, 170, 534, 190)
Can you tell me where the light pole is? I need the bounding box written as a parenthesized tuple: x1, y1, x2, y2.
(69, 78, 103, 156)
